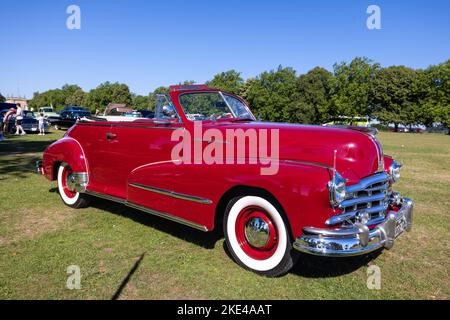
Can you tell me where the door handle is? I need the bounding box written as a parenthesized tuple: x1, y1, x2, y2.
(106, 132, 117, 140)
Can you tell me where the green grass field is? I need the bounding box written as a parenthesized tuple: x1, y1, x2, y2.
(0, 131, 449, 300)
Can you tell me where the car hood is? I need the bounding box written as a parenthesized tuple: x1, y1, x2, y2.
(203, 121, 383, 183)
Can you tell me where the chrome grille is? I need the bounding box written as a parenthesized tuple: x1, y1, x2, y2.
(326, 172, 390, 226)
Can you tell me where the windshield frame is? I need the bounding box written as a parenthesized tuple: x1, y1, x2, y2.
(177, 91, 255, 122)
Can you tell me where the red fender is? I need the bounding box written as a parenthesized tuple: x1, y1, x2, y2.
(43, 137, 89, 181)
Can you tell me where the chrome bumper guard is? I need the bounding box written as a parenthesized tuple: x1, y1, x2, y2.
(293, 198, 413, 257)
(35, 160, 44, 175)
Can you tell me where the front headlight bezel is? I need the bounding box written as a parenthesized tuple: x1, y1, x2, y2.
(389, 160, 402, 183)
(328, 171, 347, 208)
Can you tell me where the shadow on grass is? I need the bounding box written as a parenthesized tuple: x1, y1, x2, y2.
(0, 153, 41, 178)
(0, 135, 56, 154)
(0, 135, 59, 178)
(111, 252, 146, 300)
(221, 241, 380, 278)
(90, 197, 381, 278)
(90, 198, 222, 250)
(290, 250, 382, 278)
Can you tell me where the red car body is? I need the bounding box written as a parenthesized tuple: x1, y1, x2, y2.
(38, 85, 413, 276)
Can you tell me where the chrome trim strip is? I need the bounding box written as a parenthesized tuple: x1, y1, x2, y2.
(77, 122, 180, 130)
(284, 160, 331, 170)
(129, 183, 213, 204)
(126, 202, 208, 232)
(84, 190, 208, 232)
(130, 160, 182, 174)
(85, 190, 126, 204)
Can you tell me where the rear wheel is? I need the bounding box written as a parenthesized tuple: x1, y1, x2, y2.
(57, 164, 90, 208)
(224, 195, 298, 277)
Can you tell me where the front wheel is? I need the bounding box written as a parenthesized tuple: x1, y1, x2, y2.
(57, 164, 90, 208)
(224, 195, 298, 277)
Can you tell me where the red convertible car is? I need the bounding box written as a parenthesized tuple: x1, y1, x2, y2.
(37, 85, 413, 277)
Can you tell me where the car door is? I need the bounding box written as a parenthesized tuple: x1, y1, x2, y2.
(100, 95, 184, 211)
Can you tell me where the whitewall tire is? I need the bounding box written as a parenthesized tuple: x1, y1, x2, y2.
(57, 164, 90, 208)
(224, 195, 298, 277)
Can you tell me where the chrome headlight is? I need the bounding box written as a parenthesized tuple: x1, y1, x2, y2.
(328, 171, 347, 207)
(389, 160, 402, 183)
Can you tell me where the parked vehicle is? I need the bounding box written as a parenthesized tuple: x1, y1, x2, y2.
(63, 106, 89, 112)
(53, 109, 91, 130)
(137, 110, 155, 119)
(37, 84, 413, 277)
(1, 109, 49, 133)
(38, 107, 60, 119)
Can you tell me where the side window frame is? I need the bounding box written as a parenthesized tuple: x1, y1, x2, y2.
(154, 94, 182, 123)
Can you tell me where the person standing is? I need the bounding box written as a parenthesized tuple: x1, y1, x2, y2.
(37, 112, 46, 135)
(15, 103, 26, 135)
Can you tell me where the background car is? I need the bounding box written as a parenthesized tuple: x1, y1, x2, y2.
(38, 107, 59, 119)
(137, 109, 155, 118)
(0, 109, 49, 133)
(53, 110, 91, 130)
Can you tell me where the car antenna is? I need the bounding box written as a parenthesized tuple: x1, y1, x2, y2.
(333, 149, 337, 172)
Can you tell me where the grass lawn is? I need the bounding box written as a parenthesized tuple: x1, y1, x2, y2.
(0, 130, 449, 300)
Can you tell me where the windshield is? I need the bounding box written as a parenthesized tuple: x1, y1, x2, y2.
(179, 92, 255, 121)
(23, 111, 35, 118)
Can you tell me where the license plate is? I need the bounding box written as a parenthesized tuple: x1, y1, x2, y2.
(395, 214, 408, 238)
(32, 128, 37, 131)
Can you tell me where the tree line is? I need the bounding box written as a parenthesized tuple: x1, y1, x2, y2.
(8, 56, 448, 133)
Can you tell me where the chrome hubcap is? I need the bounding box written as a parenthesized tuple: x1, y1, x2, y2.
(244, 217, 270, 248)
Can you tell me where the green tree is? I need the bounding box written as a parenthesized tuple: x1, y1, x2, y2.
(285, 67, 332, 124)
(132, 94, 150, 110)
(423, 60, 450, 134)
(328, 57, 380, 120)
(84, 82, 132, 112)
(0, 92, 5, 103)
(28, 88, 67, 110)
(242, 66, 298, 122)
(207, 70, 244, 94)
(58, 84, 85, 106)
(371, 66, 421, 130)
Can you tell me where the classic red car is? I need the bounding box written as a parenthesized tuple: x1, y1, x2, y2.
(37, 85, 413, 277)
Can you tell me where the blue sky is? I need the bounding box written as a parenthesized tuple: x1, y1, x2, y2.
(1, 0, 449, 98)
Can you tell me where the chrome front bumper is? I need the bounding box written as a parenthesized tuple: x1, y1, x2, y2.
(293, 198, 413, 257)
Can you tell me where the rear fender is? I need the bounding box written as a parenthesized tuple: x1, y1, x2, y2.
(43, 137, 88, 181)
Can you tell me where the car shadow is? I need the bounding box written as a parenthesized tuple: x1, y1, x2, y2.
(90, 198, 223, 250)
(0, 152, 41, 179)
(290, 250, 382, 278)
(221, 241, 379, 278)
(0, 135, 59, 178)
(91, 197, 380, 278)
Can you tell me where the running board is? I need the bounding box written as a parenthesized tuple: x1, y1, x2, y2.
(84, 190, 209, 232)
